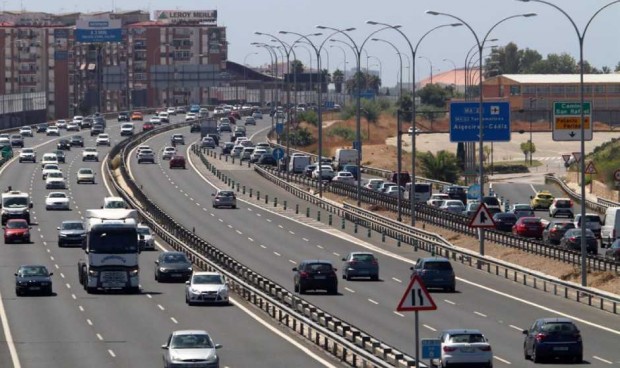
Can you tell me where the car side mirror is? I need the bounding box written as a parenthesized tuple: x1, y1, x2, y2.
(57, 227, 60, 230)
(341, 258, 347, 262)
(215, 344, 223, 349)
(154, 260, 159, 265)
(14, 273, 17, 276)
(161, 345, 169, 350)
(333, 268, 337, 272)
(292, 267, 298, 272)
(211, 193, 215, 196)
(49, 272, 53, 276)
(29, 203, 33, 208)
(82, 243, 87, 251)
(29, 226, 32, 229)
(185, 281, 190, 285)
(522, 330, 528, 335)
(409, 266, 414, 270)
(530, 196, 533, 199)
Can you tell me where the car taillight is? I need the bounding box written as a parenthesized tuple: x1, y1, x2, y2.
(299, 271, 309, 278)
(535, 333, 547, 342)
(349, 260, 357, 265)
(550, 228, 557, 233)
(569, 236, 577, 242)
(569, 200, 573, 207)
(371, 260, 378, 265)
(443, 346, 457, 352)
(478, 345, 492, 352)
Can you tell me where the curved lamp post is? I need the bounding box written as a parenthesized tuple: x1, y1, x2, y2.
(426, 10, 537, 256)
(366, 21, 462, 227)
(516, 0, 620, 286)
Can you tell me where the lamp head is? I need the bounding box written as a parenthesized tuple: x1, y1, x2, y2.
(254, 32, 263, 35)
(371, 38, 380, 41)
(451, 23, 463, 27)
(345, 27, 356, 31)
(312, 33, 323, 36)
(523, 13, 537, 17)
(516, 0, 531, 2)
(316, 25, 327, 29)
(366, 20, 379, 25)
(426, 10, 440, 15)
(279, 31, 288, 34)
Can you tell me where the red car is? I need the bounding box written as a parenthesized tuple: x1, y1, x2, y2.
(142, 122, 155, 132)
(512, 217, 544, 239)
(230, 111, 241, 120)
(4, 219, 31, 243)
(169, 155, 186, 169)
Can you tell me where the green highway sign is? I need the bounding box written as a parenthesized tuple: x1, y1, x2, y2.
(554, 102, 591, 115)
(553, 101, 593, 141)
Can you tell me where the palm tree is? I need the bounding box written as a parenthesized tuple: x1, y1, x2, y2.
(333, 69, 344, 93)
(419, 150, 459, 183)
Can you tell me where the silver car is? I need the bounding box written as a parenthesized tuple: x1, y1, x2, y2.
(342, 252, 379, 280)
(162, 330, 222, 368)
(211, 190, 237, 209)
(185, 272, 229, 305)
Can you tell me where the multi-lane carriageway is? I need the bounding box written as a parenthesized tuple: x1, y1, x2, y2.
(1, 113, 619, 367)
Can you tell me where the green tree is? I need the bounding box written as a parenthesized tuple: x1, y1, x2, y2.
(344, 71, 381, 94)
(615, 61, 620, 72)
(417, 83, 450, 108)
(332, 69, 344, 93)
(361, 99, 380, 125)
(520, 140, 536, 163)
(291, 59, 305, 75)
(419, 150, 459, 183)
(456, 142, 465, 170)
(519, 48, 544, 73)
(397, 93, 413, 123)
(530, 53, 577, 74)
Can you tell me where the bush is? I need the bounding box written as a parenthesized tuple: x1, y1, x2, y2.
(485, 164, 529, 174)
(327, 126, 356, 141)
(298, 110, 318, 126)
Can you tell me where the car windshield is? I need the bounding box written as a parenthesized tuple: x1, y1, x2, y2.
(79, 169, 93, 174)
(62, 222, 83, 230)
(7, 221, 28, 229)
(48, 172, 63, 178)
(49, 193, 66, 198)
(3, 197, 27, 208)
(192, 274, 223, 284)
(88, 228, 137, 253)
(170, 334, 213, 349)
(522, 218, 541, 224)
(137, 227, 150, 236)
(161, 253, 188, 264)
(423, 261, 452, 271)
(448, 333, 486, 343)
(19, 266, 49, 277)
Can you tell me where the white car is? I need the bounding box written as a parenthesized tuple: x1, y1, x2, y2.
(137, 224, 155, 250)
(46, 126, 60, 136)
(332, 171, 356, 184)
(185, 271, 229, 305)
(76, 168, 96, 184)
(428, 193, 450, 207)
(45, 171, 66, 189)
(430, 329, 493, 368)
(120, 123, 134, 136)
(252, 111, 263, 119)
(18, 148, 36, 163)
(72, 116, 84, 125)
(162, 146, 177, 160)
(158, 112, 170, 123)
(312, 165, 335, 180)
(19, 126, 33, 137)
(82, 147, 99, 161)
(95, 134, 111, 146)
(408, 126, 421, 135)
(250, 149, 267, 162)
(45, 192, 70, 210)
(364, 178, 384, 191)
(231, 145, 243, 158)
(42, 164, 61, 180)
(439, 199, 466, 214)
(56, 120, 67, 129)
(136, 145, 152, 157)
(385, 185, 405, 197)
(149, 116, 162, 125)
(41, 153, 59, 168)
(66, 122, 80, 131)
(166, 107, 177, 115)
(185, 112, 197, 121)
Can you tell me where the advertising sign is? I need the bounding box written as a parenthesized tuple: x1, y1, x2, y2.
(155, 10, 217, 24)
(75, 18, 122, 43)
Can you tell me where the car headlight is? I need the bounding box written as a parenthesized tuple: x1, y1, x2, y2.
(187, 267, 193, 271)
(159, 267, 167, 272)
(88, 269, 98, 276)
(59, 233, 67, 238)
(129, 269, 139, 276)
(189, 287, 200, 294)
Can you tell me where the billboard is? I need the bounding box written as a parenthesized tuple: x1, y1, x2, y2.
(75, 17, 122, 43)
(154, 10, 217, 25)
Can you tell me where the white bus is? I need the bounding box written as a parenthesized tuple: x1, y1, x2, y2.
(406, 183, 433, 203)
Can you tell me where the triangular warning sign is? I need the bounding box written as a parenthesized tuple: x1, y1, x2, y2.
(561, 154, 572, 164)
(396, 275, 437, 312)
(468, 203, 496, 228)
(572, 152, 582, 163)
(585, 161, 597, 174)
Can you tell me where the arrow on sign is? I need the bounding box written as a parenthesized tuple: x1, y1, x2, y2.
(569, 131, 576, 138)
(396, 275, 437, 312)
(468, 203, 497, 228)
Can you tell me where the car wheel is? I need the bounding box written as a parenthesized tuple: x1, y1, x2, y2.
(532, 346, 541, 363)
(523, 344, 530, 360)
(371, 274, 379, 281)
(574, 353, 583, 363)
(329, 286, 338, 295)
(46, 286, 53, 296)
(345, 273, 350, 281)
(15, 289, 22, 297)
(294, 283, 299, 293)
(155, 271, 159, 281)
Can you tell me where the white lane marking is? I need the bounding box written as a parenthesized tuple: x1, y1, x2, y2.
(79, 306, 84, 312)
(344, 287, 355, 293)
(394, 311, 405, 317)
(509, 325, 523, 332)
(107, 349, 116, 358)
(423, 324, 437, 332)
(65, 283, 71, 289)
(96, 333, 103, 341)
(236, 230, 243, 235)
(71, 294, 76, 300)
(256, 213, 262, 217)
(50, 256, 55, 261)
(392, 277, 402, 283)
(368, 299, 379, 305)
(289, 260, 297, 264)
(146, 294, 153, 299)
(86, 319, 93, 326)
(332, 252, 340, 257)
(60, 273, 65, 279)
(278, 224, 283, 229)
(530, 184, 538, 194)
(54, 264, 59, 269)
(592, 356, 613, 364)
(474, 311, 487, 318)
(170, 317, 178, 324)
(289, 230, 295, 235)
(494, 356, 511, 365)
(444, 299, 456, 305)
(316, 244, 324, 249)
(0, 263, 21, 368)
(273, 252, 281, 257)
(266, 218, 271, 222)
(302, 238, 309, 242)
(259, 244, 266, 249)
(157, 304, 165, 311)
(248, 237, 254, 242)
(227, 224, 232, 228)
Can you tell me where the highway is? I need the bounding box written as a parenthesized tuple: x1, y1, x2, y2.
(0, 117, 334, 368)
(129, 116, 620, 367)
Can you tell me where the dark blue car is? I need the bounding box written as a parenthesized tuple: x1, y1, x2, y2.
(410, 257, 455, 292)
(523, 318, 583, 363)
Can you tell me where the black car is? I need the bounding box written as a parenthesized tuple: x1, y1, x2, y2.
(154, 252, 193, 282)
(222, 142, 235, 155)
(493, 212, 517, 232)
(57, 220, 86, 247)
(15, 264, 53, 296)
(190, 122, 201, 133)
(57, 139, 71, 151)
(523, 318, 583, 363)
(118, 112, 130, 122)
(90, 124, 104, 136)
(257, 153, 277, 166)
(293, 260, 338, 294)
(94, 117, 106, 128)
(605, 239, 620, 261)
(70, 135, 84, 147)
(445, 186, 467, 204)
(542, 220, 575, 245)
(36, 123, 48, 133)
(54, 150, 66, 163)
(560, 228, 598, 254)
(303, 164, 317, 178)
(80, 117, 93, 129)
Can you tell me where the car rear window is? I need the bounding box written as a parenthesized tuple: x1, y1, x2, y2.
(584, 215, 601, 223)
(423, 261, 453, 271)
(538, 194, 553, 199)
(352, 254, 375, 262)
(555, 200, 571, 208)
(554, 222, 575, 230)
(523, 218, 541, 225)
(305, 263, 333, 272)
(448, 334, 486, 343)
(541, 322, 578, 334)
(483, 197, 500, 206)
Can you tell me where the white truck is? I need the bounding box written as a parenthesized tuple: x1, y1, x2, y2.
(78, 209, 141, 294)
(334, 148, 358, 170)
(1, 190, 32, 225)
(288, 155, 311, 174)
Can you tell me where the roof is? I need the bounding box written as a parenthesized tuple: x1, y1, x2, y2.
(497, 74, 620, 84)
(443, 329, 483, 334)
(172, 330, 209, 335)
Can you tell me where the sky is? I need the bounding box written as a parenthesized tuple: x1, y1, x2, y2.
(6, 0, 620, 87)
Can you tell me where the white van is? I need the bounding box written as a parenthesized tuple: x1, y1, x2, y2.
(41, 153, 59, 168)
(601, 207, 620, 247)
(103, 196, 128, 209)
(288, 155, 310, 174)
(334, 148, 358, 170)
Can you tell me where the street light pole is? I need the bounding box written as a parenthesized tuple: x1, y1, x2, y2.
(367, 55, 382, 84)
(418, 56, 433, 84)
(251, 42, 278, 110)
(442, 58, 457, 91)
(366, 21, 463, 228)
(516, 0, 620, 287)
(427, 10, 537, 257)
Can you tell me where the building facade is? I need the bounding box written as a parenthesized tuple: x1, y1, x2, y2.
(0, 10, 227, 120)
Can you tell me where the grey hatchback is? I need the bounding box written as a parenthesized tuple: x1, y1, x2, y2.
(410, 257, 456, 292)
(211, 190, 237, 209)
(342, 252, 379, 280)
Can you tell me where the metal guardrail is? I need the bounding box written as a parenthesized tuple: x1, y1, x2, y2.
(545, 174, 609, 214)
(107, 124, 419, 367)
(242, 163, 620, 316)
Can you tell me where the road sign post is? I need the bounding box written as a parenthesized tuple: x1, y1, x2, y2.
(397, 275, 437, 368)
(553, 102, 592, 141)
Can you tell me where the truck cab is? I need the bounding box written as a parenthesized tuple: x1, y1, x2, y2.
(1, 191, 32, 225)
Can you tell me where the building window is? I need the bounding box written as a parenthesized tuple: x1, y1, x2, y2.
(565, 85, 578, 95)
(550, 86, 564, 95)
(594, 85, 606, 93)
(608, 85, 620, 94)
(510, 85, 521, 96)
(535, 86, 549, 95)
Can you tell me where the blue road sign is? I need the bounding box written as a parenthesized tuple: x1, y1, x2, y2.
(467, 184, 480, 200)
(422, 339, 441, 359)
(450, 101, 511, 142)
(275, 123, 284, 135)
(272, 147, 285, 160)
